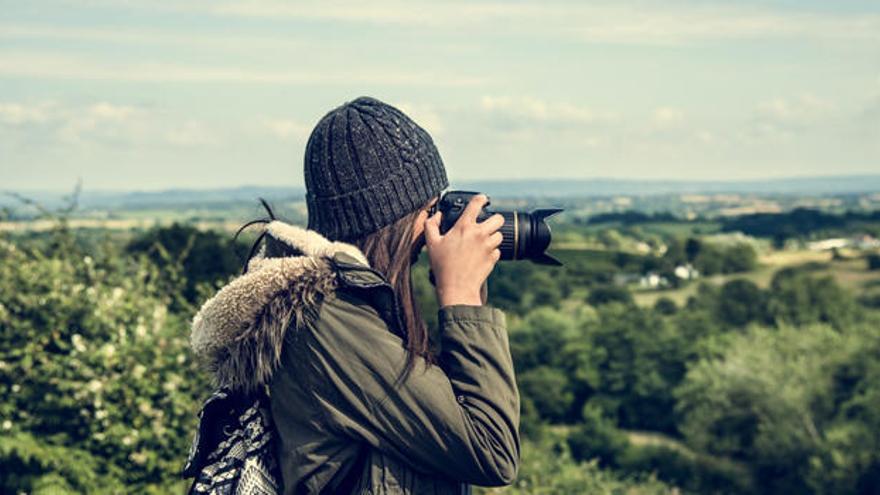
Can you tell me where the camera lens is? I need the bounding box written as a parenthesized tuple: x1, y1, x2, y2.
(497, 209, 562, 265)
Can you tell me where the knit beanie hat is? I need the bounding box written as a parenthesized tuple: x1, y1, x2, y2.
(303, 96, 449, 241)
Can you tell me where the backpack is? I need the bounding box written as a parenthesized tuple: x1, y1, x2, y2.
(182, 387, 282, 494)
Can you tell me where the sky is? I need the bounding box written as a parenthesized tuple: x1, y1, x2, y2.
(1, 0, 879, 191)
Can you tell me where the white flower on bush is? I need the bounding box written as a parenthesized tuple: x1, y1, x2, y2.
(2, 419, 11, 430)
(151, 305, 167, 332)
(11, 384, 20, 393)
(87, 379, 102, 393)
(122, 435, 133, 446)
(71, 333, 86, 353)
(101, 343, 116, 359)
(129, 451, 148, 465)
(132, 364, 146, 379)
(95, 409, 108, 420)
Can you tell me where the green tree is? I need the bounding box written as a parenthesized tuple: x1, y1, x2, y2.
(694, 243, 724, 276)
(722, 243, 758, 273)
(766, 268, 860, 329)
(0, 228, 208, 493)
(716, 279, 766, 327)
(587, 286, 634, 307)
(126, 222, 244, 309)
(675, 322, 880, 494)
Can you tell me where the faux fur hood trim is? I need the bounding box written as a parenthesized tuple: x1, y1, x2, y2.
(190, 220, 369, 392)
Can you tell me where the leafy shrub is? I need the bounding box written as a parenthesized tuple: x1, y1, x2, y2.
(475, 430, 676, 495)
(587, 286, 634, 306)
(126, 222, 245, 308)
(716, 279, 765, 327)
(566, 405, 630, 468)
(867, 253, 880, 271)
(0, 228, 209, 493)
(675, 322, 880, 494)
(766, 268, 860, 329)
(618, 444, 754, 494)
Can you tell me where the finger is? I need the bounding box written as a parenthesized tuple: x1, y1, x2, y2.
(424, 211, 442, 245)
(460, 194, 489, 225)
(490, 248, 501, 262)
(479, 213, 505, 234)
(487, 231, 503, 248)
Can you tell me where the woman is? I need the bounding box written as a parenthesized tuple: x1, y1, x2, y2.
(190, 97, 521, 494)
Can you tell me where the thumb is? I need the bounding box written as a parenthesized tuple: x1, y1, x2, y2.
(424, 211, 442, 245)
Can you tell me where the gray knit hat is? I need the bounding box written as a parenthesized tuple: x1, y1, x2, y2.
(304, 96, 449, 241)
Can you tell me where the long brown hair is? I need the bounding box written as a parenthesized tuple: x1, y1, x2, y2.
(353, 198, 437, 380)
(234, 197, 437, 382)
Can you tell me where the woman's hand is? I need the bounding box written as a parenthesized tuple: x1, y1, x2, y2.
(425, 194, 505, 307)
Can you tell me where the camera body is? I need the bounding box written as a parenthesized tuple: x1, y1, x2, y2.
(430, 190, 562, 265)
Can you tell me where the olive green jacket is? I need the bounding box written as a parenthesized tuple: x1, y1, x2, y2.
(190, 221, 521, 494)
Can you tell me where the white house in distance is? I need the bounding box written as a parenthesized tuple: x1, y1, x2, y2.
(674, 264, 700, 280)
(807, 235, 880, 251)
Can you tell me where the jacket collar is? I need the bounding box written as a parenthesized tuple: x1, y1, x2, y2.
(190, 221, 376, 391)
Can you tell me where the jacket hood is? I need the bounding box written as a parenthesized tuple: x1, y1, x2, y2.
(190, 220, 370, 392)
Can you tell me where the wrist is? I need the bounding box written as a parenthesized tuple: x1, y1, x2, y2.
(436, 286, 482, 307)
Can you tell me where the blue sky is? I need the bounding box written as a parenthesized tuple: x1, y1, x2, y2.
(1, 0, 878, 191)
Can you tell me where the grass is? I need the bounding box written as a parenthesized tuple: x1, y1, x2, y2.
(632, 249, 880, 308)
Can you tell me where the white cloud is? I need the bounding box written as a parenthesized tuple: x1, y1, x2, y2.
(186, 2, 880, 45)
(396, 102, 445, 137)
(165, 120, 216, 147)
(694, 130, 717, 144)
(480, 96, 616, 131)
(0, 24, 307, 51)
(260, 118, 310, 141)
(652, 106, 685, 130)
(57, 102, 143, 146)
(0, 100, 221, 148)
(0, 52, 487, 86)
(756, 93, 833, 126)
(14, 2, 879, 47)
(0, 101, 55, 125)
(744, 92, 836, 141)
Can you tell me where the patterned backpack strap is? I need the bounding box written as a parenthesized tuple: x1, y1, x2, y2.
(183, 387, 282, 495)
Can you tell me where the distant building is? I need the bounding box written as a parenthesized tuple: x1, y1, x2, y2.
(640, 272, 669, 289)
(674, 264, 700, 280)
(614, 273, 642, 286)
(806, 236, 879, 251)
(808, 238, 849, 251)
(853, 235, 880, 250)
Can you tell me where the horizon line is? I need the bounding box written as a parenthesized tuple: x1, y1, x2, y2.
(5, 172, 880, 195)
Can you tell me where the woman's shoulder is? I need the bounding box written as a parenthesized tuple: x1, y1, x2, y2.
(319, 252, 406, 339)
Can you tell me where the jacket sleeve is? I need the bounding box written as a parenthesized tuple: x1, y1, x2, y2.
(294, 290, 521, 486)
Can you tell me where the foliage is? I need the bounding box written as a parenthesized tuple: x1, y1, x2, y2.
(0, 225, 210, 493)
(766, 267, 860, 329)
(867, 253, 880, 271)
(475, 430, 676, 495)
(675, 322, 880, 494)
(126, 222, 246, 309)
(4, 196, 880, 494)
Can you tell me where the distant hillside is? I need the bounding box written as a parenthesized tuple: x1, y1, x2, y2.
(462, 175, 880, 197)
(4, 175, 880, 210)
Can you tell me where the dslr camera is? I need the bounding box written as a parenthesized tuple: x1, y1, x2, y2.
(429, 190, 563, 265)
